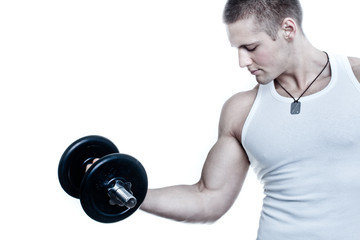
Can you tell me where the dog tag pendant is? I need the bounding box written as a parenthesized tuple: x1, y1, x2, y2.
(291, 101, 301, 114)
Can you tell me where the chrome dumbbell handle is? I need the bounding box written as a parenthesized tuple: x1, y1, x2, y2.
(107, 179, 137, 209)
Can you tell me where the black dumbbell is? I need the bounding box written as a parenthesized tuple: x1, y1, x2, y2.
(58, 135, 148, 223)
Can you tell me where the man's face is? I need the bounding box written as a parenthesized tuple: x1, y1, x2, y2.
(226, 17, 290, 85)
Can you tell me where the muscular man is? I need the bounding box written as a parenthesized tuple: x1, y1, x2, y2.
(141, 0, 360, 238)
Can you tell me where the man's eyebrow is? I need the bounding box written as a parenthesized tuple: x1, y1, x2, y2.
(232, 41, 260, 48)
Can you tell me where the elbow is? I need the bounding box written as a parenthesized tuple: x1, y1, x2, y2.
(189, 184, 232, 224)
(177, 199, 227, 224)
(203, 214, 223, 224)
(187, 201, 229, 224)
(202, 207, 228, 223)
(180, 214, 223, 224)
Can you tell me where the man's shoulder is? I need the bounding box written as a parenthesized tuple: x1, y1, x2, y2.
(223, 85, 259, 112)
(219, 85, 259, 140)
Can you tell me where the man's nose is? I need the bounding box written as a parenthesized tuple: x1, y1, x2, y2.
(238, 49, 253, 68)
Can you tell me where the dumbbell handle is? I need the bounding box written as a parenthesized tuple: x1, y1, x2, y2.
(108, 180, 137, 209)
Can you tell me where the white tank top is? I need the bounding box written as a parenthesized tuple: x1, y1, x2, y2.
(242, 53, 360, 240)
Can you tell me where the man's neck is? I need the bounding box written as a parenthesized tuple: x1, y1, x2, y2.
(275, 40, 330, 94)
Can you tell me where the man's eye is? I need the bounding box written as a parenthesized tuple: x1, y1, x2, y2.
(247, 46, 257, 52)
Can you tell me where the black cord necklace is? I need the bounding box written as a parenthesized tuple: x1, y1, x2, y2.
(276, 52, 329, 115)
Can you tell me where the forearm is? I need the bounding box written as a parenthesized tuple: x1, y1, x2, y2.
(140, 183, 224, 223)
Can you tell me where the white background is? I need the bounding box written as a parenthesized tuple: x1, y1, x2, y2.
(1, 0, 359, 239)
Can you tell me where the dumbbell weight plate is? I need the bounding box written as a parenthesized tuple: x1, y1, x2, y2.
(58, 135, 119, 198)
(80, 153, 148, 223)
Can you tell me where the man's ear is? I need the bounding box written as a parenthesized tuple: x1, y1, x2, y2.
(282, 18, 297, 40)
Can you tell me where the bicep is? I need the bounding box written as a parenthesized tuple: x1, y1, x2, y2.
(195, 91, 255, 218)
(197, 135, 250, 217)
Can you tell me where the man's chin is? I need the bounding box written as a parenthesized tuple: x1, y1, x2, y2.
(255, 76, 273, 85)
